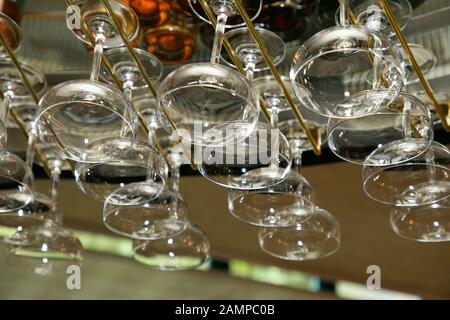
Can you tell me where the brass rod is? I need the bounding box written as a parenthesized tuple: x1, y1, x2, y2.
(233, 0, 321, 155)
(197, 0, 271, 121)
(100, 0, 179, 169)
(379, 0, 450, 131)
(66, 0, 172, 169)
(100, 0, 186, 170)
(101, 0, 157, 97)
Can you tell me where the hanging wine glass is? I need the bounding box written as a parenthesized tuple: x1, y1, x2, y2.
(390, 187, 450, 242)
(337, 1, 435, 87)
(258, 207, 341, 261)
(363, 141, 450, 206)
(291, 0, 404, 119)
(227, 144, 316, 227)
(103, 143, 211, 270)
(99, 47, 163, 93)
(220, 27, 285, 81)
(198, 121, 291, 189)
(196, 26, 291, 190)
(0, 11, 21, 56)
(34, 0, 140, 163)
(68, 0, 140, 63)
(0, 58, 47, 212)
(334, 0, 412, 38)
(328, 92, 434, 165)
(0, 192, 59, 234)
(3, 156, 83, 276)
(75, 138, 168, 203)
(226, 62, 318, 225)
(0, 152, 33, 213)
(156, 0, 261, 148)
(74, 47, 167, 203)
(0, 58, 47, 155)
(34, 80, 139, 163)
(132, 223, 210, 271)
(102, 144, 188, 239)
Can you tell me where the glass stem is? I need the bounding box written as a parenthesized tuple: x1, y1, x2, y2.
(1, 92, 12, 125)
(339, 0, 348, 27)
(120, 81, 134, 138)
(25, 129, 36, 189)
(90, 33, 106, 81)
(402, 99, 413, 139)
(50, 159, 62, 205)
(171, 155, 181, 192)
(269, 109, 280, 169)
(210, 12, 228, 64)
(290, 139, 303, 174)
(169, 149, 182, 218)
(49, 157, 63, 227)
(245, 60, 256, 82)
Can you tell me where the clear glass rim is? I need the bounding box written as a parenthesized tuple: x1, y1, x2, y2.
(197, 126, 292, 190)
(227, 194, 316, 227)
(327, 91, 434, 166)
(390, 198, 450, 243)
(35, 80, 138, 162)
(257, 207, 341, 261)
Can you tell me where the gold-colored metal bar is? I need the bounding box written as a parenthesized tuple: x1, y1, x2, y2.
(233, 0, 321, 155)
(0, 31, 73, 175)
(101, 0, 156, 97)
(65, 0, 172, 169)
(379, 0, 450, 131)
(197, 0, 271, 122)
(100, 0, 184, 170)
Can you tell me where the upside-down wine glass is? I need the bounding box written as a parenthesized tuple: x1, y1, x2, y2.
(363, 141, 450, 206)
(34, 0, 140, 163)
(335, 0, 412, 38)
(337, 1, 436, 86)
(103, 143, 211, 270)
(258, 207, 341, 261)
(0, 58, 48, 213)
(291, 0, 404, 119)
(74, 47, 168, 203)
(227, 133, 317, 227)
(156, 0, 262, 148)
(196, 26, 291, 190)
(327, 92, 434, 165)
(226, 69, 322, 226)
(3, 154, 83, 276)
(390, 184, 450, 242)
